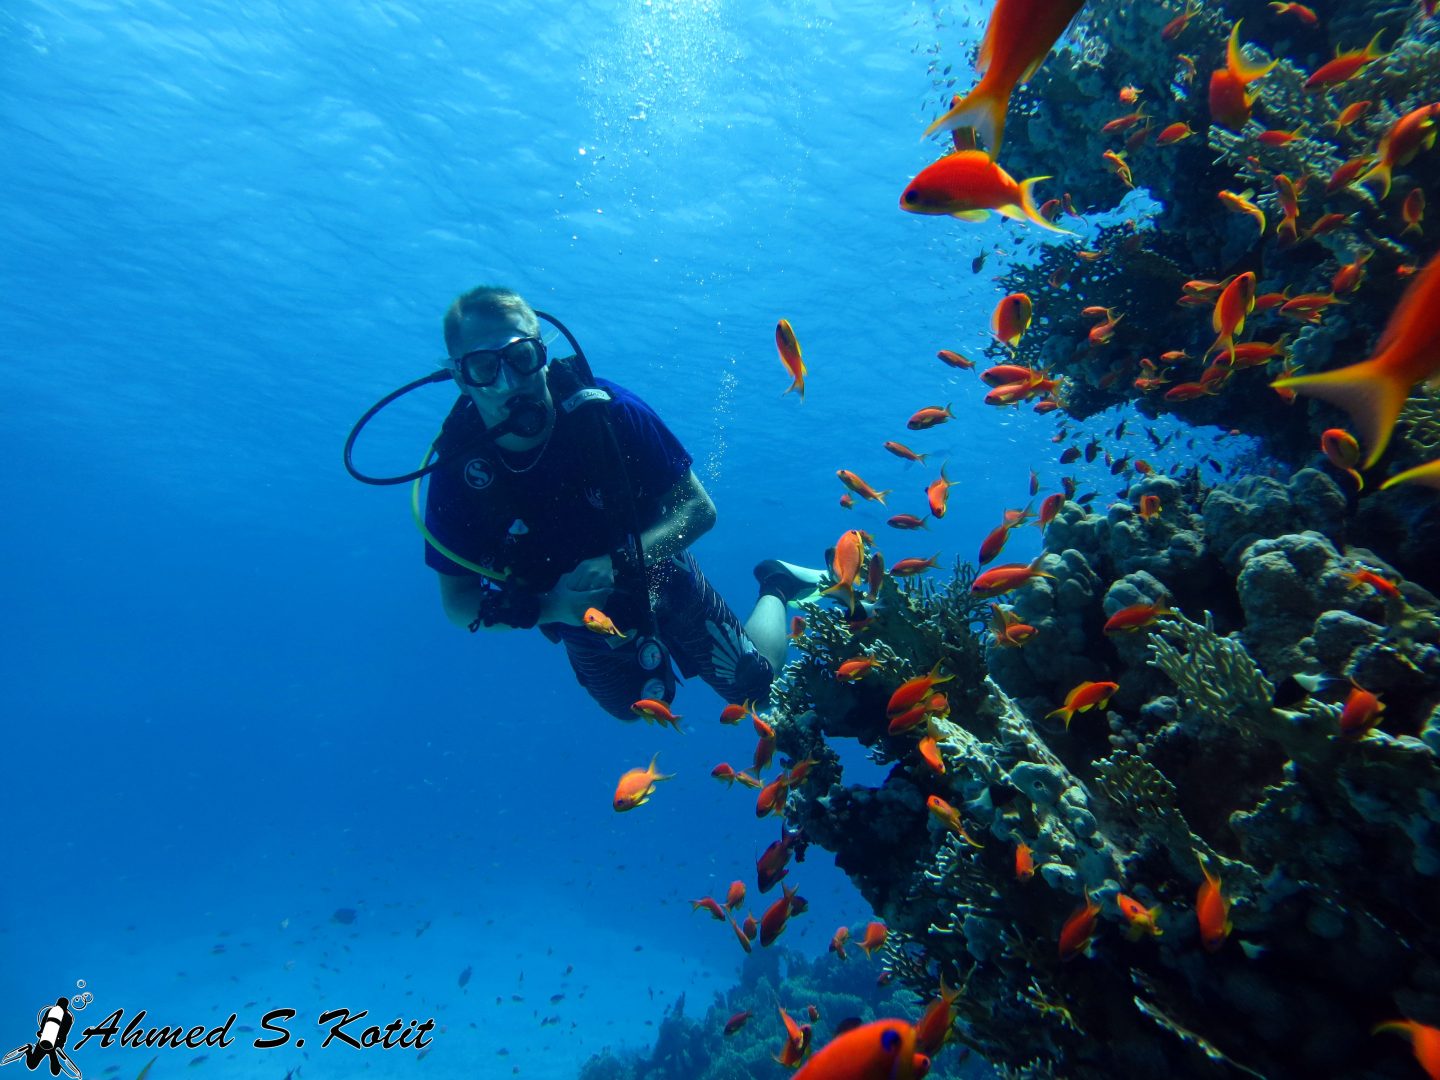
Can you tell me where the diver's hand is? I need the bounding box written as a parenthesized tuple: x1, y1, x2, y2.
(566, 553, 616, 593)
(539, 556, 615, 625)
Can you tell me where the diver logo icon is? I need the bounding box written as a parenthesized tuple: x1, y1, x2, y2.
(2, 991, 88, 1079)
(463, 458, 495, 490)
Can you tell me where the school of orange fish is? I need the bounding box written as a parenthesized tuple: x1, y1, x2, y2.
(609, 0, 1440, 1074)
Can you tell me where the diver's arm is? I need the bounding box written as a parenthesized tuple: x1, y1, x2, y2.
(438, 571, 602, 629)
(639, 469, 717, 565)
(439, 573, 505, 630)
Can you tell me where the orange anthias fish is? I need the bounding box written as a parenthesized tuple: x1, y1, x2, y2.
(1015, 841, 1035, 881)
(791, 1019, 926, 1080)
(724, 1010, 753, 1035)
(1273, 248, 1440, 467)
(900, 150, 1071, 233)
(691, 896, 727, 920)
(583, 607, 627, 638)
(886, 659, 954, 718)
(1339, 680, 1386, 738)
(913, 976, 960, 1056)
(926, 795, 985, 848)
(1103, 601, 1173, 633)
(1403, 188, 1427, 235)
(926, 464, 952, 518)
(1058, 891, 1102, 961)
(884, 439, 928, 463)
(936, 348, 975, 370)
(920, 0, 1086, 156)
(1372, 1020, 1440, 1080)
(1209, 21, 1276, 130)
(1269, 1, 1318, 24)
(613, 753, 674, 812)
(1218, 189, 1266, 235)
(971, 558, 1055, 597)
(838, 469, 891, 504)
(829, 926, 850, 960)
(891, 554, 941, 577)
(759, 882, 800, 947)
(823, 528, 869, 614)
(1162, 0, 1199, 41)
(1046, 679, 1119, 728)
(632, 697, 683, 731)
(1137, 493, 1163, 520)
(725, 880, 746, 910)
(776, 318, 806, 401)
(1209, 271, 1257, 363)
(836, 656, 881, 682)
(1360, 102, 1440, 199)
(1321, 428, 1364, 489)
(1118, 894, 1163, 940)
(1196, 859, 1233, 951)
(992, 292, 1034, 347)
(856, 920, 889, 959)
(907, 403, 955, 430)
(1305, 31, 1387, 91)
(1156, 121, 1194, 146)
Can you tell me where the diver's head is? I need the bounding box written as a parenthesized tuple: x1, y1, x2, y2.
(443, 286, 553, 443)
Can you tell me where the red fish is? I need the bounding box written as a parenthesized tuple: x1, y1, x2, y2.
(920, 0, 1086, 156)
(727, 913, 753, 954)
(1321, 428, 1364, 489)
(759, 882, 800, 947)
(824, 528, 868, 614)
(883, 440, 928, 463)
(1269, 1, 1317, 23)
(1209, 21, 1276, 130)
(776, 319, 806, 401)
(838, 469, 891, 504)
(1156, 120, 1194, 146)
(913, 975, 960, 1056)
(1015, 841, 1035, 881)
(1196, 860, 1232, 951)
(907, 404, 955, 430)
(1161, 1, 1199, 41)
(1339, 680, 1386, 738)
(791, 1019, 925, 1080)
(1403, 188, 1427, 235)
(992, 292, 1034, 347)
(926, 464, 952, 518)
(1372, 1020, 1440, 1080)
(1209, 271, 1257, 363)
(1117, 894, 1163, 940)
(856, 920, 889, 959)
(1058, 891, 1101, 961)
(886, 660, 953, 718)
(936, 349, 975, 370)
(836, 656, 881, 682)
(613, 753, 674, 812)
(829, 926, 849, 960)
(1104, 601, 1173, 633)
(1037, 492, 1065, 528)
(1273, 248, 1440, 466)
(900, 150, 1070, 233)
(1305, 31, 1387, 91)
(756, 774, 790, 818)
(888, 513, 929, 530)
(1046, 679, 1119, 728)
(926, 795, 984, 848)
(1360, 103, 1440, 199)
(724, 1010, 753, 1035)
(725, 880, 746, 910)
(632, 698, 683, 731)
(691, 896, 727, 920)
(971, 558, 1055, 597)
(917, 733, 945, 775)
(891, 554, 941, 577)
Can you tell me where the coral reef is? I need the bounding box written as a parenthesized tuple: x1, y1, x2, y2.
(755, 461, 1440, 1078)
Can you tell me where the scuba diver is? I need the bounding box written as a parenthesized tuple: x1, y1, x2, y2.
(348, 285, 825, 719)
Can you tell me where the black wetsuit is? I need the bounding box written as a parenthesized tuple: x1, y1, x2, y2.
(423, 360, 773, 718)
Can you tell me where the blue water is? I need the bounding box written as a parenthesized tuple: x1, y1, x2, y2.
(1, 1, 1173, 1075)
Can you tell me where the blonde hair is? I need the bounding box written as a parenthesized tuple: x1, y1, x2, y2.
(442, 286, 539, 355)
